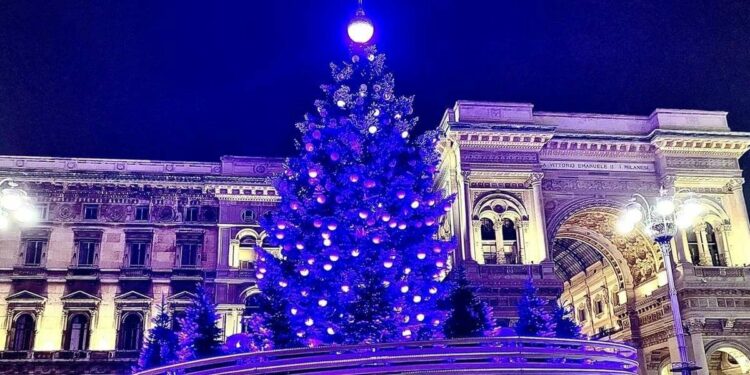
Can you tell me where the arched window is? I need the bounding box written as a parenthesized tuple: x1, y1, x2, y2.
(10, 314, 35, 351)
(501, 219, 517, 241)
(64, 313, 90, 351)
(480, 218, 495, 241)
(238, 235, 257, 269)
(117, 313, 143, 351)
(686, 230, 700, 265)
(705, 224, 723, 266)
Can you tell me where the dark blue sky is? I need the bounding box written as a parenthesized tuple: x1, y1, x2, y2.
(1, 1, 749, 162)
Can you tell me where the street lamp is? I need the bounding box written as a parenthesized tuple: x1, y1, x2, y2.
(0, 179, 37, 229)
(617, 187, 702, 374)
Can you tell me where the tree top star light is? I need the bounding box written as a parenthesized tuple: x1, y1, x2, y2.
(347, 1, 374, 44)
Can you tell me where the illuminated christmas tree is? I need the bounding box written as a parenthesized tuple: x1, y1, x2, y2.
(177, 284, 223, 360)
(252, 44, 454, 346)
(135, 300, 178, 371)
(515, 279, 556, 337)
(442, 267, 495, 338)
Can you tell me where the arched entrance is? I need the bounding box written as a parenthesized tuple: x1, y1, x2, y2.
(550, 204, 661, 339)
(706, 341, 750, 374)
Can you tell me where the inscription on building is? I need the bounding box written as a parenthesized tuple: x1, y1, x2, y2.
(541, 160, 655, 172)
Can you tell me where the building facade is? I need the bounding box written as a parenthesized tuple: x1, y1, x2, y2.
(1, 102, 750, 374)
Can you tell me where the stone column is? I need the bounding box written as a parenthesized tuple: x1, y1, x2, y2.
(726, 179, 750, 265)
(716, 224, 733, 266)
(460, 171, 475, 262)
(493, 221, 505, 264)
(516, 221, 528, 264)
(529, 173, 549, 263)
(471, 220, 483, 264)
(695, 224, 712, 266)
(673, 230, 689, 264)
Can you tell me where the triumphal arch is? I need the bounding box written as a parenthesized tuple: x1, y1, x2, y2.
(438, 101, 750, 374)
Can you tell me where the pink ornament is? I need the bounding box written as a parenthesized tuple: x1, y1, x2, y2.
(327, 223, 338, 231)
(323, 263, 333, 271)
(358, 210, 369, 219)
(372, 236, 382, 244)
(349, 174, 360, 183)
(316, 195, 326, 204)
(381, 214, 391, 222)
(330, 152, 340, 161)
(305, 143, 314, 152)
(313, 219, 323, 228)
(312, 130, 322, 139)
(396, 190, 406, 199)
(364, 179, 376, 188)
(383, 260, 393, 268)
(417, 252, 426, 260)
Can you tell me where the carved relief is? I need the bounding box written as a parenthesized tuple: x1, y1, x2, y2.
(154, 206, 175, 222)
(103, 205, 126, 222)
(461, 151, 539, 164)
(543, 178, 659, 194)
(665, 157, 737, 170)
(56, 204, 77, 221)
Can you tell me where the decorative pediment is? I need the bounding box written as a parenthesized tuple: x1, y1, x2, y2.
(6, 290, 46, 302)
(62, 291, 101, 302)
(167, 291, 195, 302)
(114, 290, 152, 302)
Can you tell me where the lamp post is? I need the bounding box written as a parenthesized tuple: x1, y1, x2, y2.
(0, 178, 37, 228)
(617, 187, 703, 374)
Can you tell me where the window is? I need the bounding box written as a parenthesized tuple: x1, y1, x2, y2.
(24, 240, 45, 266)
(501, 219, 517, 241)
(128, 243, 149, 267)
(241, 209, 256, 223)
(577, 307, 587, 322)
(83, 204, 99, 220)
(594, 299, 604, 315)
(35, 204, 49, 220)
(686, 229, 700, 265)
(76, 241, 98, 267)
(705, 224, 723, 266)
(64, 314, 90, 351)
(117, 313, 143, 351)
(179, 244, 199, 267)
(134, 206, 150, 221)
(10, 314, 35, 351)
(480, 218, 495, 241)
(184, 207, 199, 222)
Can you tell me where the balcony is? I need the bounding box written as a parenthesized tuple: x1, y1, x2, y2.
(67, 264, 100, 278)
(216, 268, 257, 280)
(11, 265, 46, 278)
(120, 267, 152, 279)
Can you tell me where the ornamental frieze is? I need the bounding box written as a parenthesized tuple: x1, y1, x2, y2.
(664, 157, 738, 170)
(542, 178, 659, 194)
(460, 151, 539, 164)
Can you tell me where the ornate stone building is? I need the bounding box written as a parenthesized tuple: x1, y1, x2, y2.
(1, 102, 750, 374)
(437, 101, 750, 375)
(0, 156, 283, 374)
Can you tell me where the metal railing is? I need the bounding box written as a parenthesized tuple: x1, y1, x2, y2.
(136, 336, 639, 375)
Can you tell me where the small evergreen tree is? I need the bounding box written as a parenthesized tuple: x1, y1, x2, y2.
(551, 302, 583, 339)
(177, 284, 223, 360)
(135, 299, 178, 371)
(514, 279, 555, 337)
(443, 267, 494, 338)
(246, 258, 300, 349)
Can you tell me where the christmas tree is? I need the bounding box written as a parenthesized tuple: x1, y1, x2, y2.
(135, 299, 178, 371)
(177, 284, 223, 360)
(253, 44, 454, 347)
(442, 267, 495, 338)
(246, 261, 299, 349)
(514, 279, 556, 337)
(551, 302, 583, 339)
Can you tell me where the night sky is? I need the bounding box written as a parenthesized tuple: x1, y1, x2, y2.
(1, 1, 749, 164)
